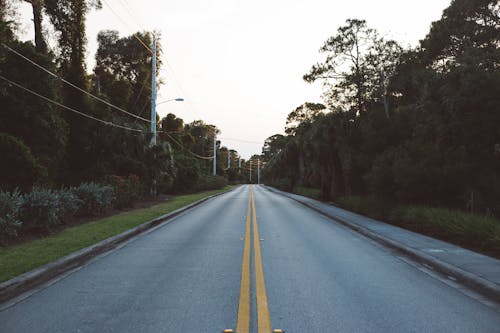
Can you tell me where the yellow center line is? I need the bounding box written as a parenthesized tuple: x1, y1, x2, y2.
(235, 187, 252, 333)
(252, 187, 272, 332)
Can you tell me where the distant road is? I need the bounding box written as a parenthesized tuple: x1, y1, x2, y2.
(1, 185, 499, 332)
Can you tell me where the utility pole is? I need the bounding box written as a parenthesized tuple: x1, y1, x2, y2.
(380, 68, 389, 119)
(213, 131, 216, 176)
(228, 150, 230, 169)
(249, 160, 252, 183)
(150, 35, 157, 145)
(238, 157, 241, 169)
(257, 159, 260, 184)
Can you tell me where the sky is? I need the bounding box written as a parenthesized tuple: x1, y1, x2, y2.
(15, 0, 452, 159)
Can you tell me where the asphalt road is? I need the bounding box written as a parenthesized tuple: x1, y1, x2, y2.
(1, 185, 499, 332)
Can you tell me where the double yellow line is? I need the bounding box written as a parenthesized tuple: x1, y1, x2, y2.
(233, 186, 275, 333)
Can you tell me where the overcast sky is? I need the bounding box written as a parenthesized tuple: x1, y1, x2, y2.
(16, 0, 451, 159)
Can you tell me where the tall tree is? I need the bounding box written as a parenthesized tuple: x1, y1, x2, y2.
(21, 0, 46, 52)
(93, 30, 158, 117)
(304, 19, 401, 115)
(43, 0, 101, 183)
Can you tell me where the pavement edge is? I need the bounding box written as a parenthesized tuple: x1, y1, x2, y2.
(263, 185, 500, 303)
(0, 186, 240, 304)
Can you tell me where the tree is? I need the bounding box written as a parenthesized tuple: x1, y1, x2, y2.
(93, 30, 158, 118)
(0, 41, 68, 183)
(285, 102, 326, 135)
(21, 0, 46, 52)
(0, 133, 46, 191)
(43, 0, 101, 183)
(304, 19, 402, 115)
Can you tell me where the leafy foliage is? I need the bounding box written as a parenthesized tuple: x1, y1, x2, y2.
(264, 3, 500, 219)
(19, 188, 61, 232)
(103, 174, 144, 209)
(0, 133, 46, 192)
(0, 190, 23, 242)
(71, 183, 114, 216)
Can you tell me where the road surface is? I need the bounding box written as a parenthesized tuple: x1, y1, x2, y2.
(1, 185, 499, 332)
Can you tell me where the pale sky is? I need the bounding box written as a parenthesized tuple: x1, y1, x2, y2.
(15, 0, 451, 159)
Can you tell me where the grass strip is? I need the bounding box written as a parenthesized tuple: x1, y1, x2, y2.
(294, 186, 321, 200)
(0, 186, 236, 283)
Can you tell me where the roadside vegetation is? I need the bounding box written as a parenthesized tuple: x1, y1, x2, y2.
(338, 196, 500, 257)
(284, 187, 500, 258)
(0, 2, 251, 244)
(260, 1, 500, 255)
(0, 186, 235, 283)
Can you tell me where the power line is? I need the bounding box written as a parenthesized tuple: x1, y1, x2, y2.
(159, 130, 214, 160)
(220, 137, 263, 145)
(0, 75, 144, 133)
(2, 43, 151, 123)
(161, 60, 217, 135)
(101, 0, 153, 54)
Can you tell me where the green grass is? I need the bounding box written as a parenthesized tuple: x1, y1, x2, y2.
(337, 195, 500, 255)
(0, 186, 236, 283)
(294, 186, 321, 200)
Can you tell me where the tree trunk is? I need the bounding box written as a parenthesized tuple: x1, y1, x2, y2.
(30, 0, 46, 52)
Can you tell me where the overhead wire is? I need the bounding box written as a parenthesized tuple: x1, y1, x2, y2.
(159, 130, 214, 160)
(0, 75, 144, 133)
(1, 43, 151, 123)
(101, 0, 153, 54)
(220, 137, 263, 145)
(2, 73, 216, 160)
(161, 59, 217, 136)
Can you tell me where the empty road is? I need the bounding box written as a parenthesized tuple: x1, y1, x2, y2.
(1, 185, 499, 332)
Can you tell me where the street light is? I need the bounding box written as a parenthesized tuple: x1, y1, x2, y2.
(156, 98, 184, 106)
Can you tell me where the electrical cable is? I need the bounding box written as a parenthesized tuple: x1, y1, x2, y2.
(158, 130, 214, 160)
(220, 137, 263, 145)
(0, 75, 144, 133)
(1, 43, 151, 123)
(101, 0, 153, 54)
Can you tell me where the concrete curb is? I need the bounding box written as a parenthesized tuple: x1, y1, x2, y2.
(0, 187, 239, 304)
(264, 185, 500, 303)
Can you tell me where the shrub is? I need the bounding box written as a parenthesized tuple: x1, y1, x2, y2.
(71, 183, 114, 216)
(171, 153, 200, 193)
(336, 195, 391, 220)
(19, 188, 60, 232)
(388, 206, 500, 247)
(268, 178, 293, 192)
(0, 190, 23, 242)
(57, 188, 82, 223)
(196, 175, 227, 191)
(103, 175, 143, 209)
(0, 133, 47, 192)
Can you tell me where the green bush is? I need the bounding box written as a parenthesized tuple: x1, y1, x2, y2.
(171, 153, 200, 193)
(389, 206, 500, 248)
(337, 195, 391, 220)
(269, 178, 293, 192)
(0, 133, 46, 192)
(0, 190, 23, 242)
(294, 186, 321, 200)
(57, 188, 82, 223)
(196, 175, 227, 191)
(103, 174, 143, 209)
(71, 183, 114, 216)
(337, 195, 500, 251)
(19, 188, 60, 232)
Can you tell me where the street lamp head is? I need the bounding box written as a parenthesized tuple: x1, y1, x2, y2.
(156, 98, 185, 106)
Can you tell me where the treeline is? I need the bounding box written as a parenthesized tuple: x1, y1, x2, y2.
(262, 0, 500, 215)
(0, 0, 250, 196)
